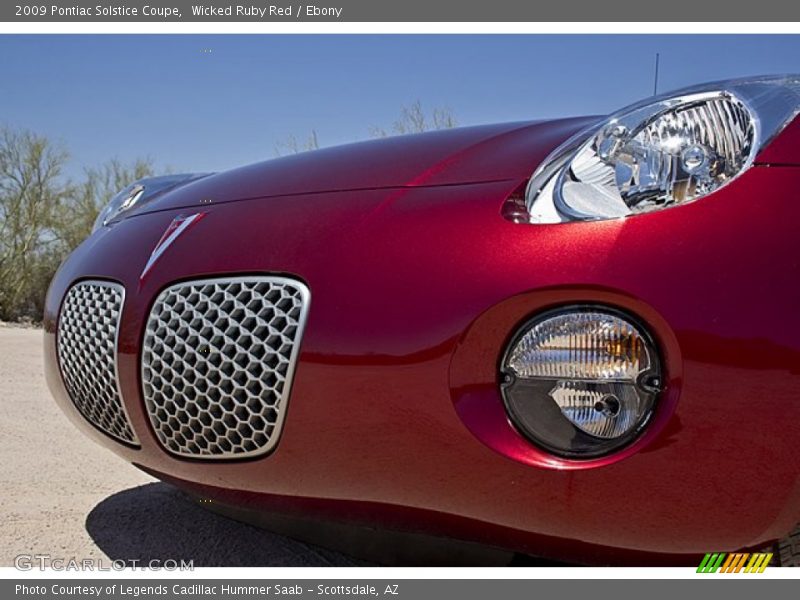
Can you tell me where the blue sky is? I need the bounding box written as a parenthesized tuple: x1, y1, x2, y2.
(2, 35, 800, 179)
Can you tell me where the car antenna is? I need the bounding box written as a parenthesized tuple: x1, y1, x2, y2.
(653, 53, 660, 96)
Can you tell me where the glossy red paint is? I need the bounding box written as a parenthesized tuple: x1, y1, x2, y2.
(122, 118, 599, 215)
(755, 113, 800, 165)
(43, 117, 800, 564)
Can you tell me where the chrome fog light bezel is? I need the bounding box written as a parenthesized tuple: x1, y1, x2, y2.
(500, 305, 664, 459)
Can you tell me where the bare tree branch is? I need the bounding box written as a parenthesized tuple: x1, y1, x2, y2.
(370, 101, 457, 138)
(274, 130, 320, 156)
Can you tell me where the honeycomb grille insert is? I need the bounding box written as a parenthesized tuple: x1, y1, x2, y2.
(142, 276, 310, 459)
(57, 281, 139, 445)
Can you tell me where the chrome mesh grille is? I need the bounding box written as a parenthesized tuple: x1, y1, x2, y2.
(142, 276, 310, 459)
(57, 281, 139, 445)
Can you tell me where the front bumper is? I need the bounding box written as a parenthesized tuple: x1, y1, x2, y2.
(44, 173, 800, 564)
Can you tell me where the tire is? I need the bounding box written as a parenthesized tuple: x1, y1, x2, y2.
(776, 524, 800, 566)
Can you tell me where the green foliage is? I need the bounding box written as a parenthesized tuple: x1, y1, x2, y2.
(0, 124, 156, 322)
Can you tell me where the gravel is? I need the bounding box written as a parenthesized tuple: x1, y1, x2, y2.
(0, 327, 364, 567)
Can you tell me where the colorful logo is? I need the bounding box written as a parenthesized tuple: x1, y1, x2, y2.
(697, 552, 773, 573)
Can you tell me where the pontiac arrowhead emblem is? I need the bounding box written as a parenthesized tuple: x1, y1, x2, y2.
(140, 212, 206, 281)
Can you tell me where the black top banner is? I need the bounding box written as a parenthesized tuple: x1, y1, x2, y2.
(3, 0, 800, 22)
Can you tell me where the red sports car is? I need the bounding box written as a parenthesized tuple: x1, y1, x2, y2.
(44, 76, 800, 566)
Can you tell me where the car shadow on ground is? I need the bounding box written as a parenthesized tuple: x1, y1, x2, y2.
(85, 482, 369, 567)
(86, 482, 555, 567)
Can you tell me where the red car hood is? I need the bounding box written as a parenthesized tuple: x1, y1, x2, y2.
(130, 117, 599, 216)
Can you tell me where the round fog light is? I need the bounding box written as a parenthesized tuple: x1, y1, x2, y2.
(501, 307, 662, 458)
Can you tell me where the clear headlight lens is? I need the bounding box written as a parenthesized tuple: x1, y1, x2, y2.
(93, 183, 145, 231)
(501, 308, 662, 457)
(527, 76, 800, 222)
(92, 173, 209, 233)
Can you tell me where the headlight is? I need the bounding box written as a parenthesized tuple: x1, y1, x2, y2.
(527, 75, 800, 222)
(92, 173, 209, 233)
(93, 183, 145, 231)
(501, 307, 662, 457)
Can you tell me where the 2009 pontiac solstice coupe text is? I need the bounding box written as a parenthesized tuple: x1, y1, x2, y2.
(16, 4, 343, 18)
(20, 4, 183, 17)
(45, 75, 800, 565)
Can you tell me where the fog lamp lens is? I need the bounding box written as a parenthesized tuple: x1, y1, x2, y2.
(501, 308, 662, 457)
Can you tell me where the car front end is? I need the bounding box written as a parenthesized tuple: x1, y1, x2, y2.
(44, 76, 800, 565)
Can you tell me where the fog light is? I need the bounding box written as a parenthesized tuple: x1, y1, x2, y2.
(501, 307, 662, 457)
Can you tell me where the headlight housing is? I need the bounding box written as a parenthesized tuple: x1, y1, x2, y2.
(527, 75, 800, 222)
(501, 307, 662, 458)
(92, 173, 209, 233)
(93, 182, 146, 231)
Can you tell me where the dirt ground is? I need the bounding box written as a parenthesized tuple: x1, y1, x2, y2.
(0, 326, 364, 567)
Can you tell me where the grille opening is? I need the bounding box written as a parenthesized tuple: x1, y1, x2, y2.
(57, 280, 139, 445)
(142, 276, 310, 459)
